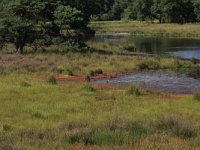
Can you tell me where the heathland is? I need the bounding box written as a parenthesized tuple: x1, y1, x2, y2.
(1, 32, 200, 149)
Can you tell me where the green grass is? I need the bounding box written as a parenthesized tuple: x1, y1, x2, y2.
(1, 74, 200, 149)
(0, 47, 198, 149)
(0, 53, 194, 76)
(90, 21, 200, 38)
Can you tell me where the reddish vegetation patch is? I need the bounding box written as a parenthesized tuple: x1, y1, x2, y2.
(39, 70, 139, 83)
(39, 74, 108, 83)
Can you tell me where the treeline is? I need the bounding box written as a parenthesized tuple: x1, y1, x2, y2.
(93, 0, 200, 24)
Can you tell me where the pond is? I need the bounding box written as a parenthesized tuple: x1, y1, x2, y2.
(92, 34, 200, 94)
(94, 69, 200, 94)
(92, 34, 200, 60)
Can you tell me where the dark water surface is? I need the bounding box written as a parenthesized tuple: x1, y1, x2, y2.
(92, 34, 200, 60)
(94, 70, 200, 94)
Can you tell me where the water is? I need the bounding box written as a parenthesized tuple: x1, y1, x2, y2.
(92, 34, 200, 60)
(94, 70, 200, 94)
(92, 34, 200, 93)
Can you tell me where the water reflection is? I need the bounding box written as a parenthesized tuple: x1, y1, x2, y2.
(92, 34, 200, 59)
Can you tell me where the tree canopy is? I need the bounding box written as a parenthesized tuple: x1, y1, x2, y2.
(0, 0, 96, 53)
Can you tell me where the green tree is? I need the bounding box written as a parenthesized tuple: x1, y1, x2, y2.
(0, 0, 93, 54)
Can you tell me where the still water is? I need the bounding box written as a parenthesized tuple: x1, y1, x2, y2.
(92, 34, 200, 93)
(94, 69, 200, 94)
(92, 34, 200, 60)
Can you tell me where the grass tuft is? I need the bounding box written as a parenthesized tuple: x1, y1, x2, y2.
(47, 76, 57, 84)
(125, 85, 141, 96)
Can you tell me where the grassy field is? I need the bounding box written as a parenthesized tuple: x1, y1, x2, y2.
(90, 21, 200, 38)
(0, 52, 199, 149)
(1, 22, 200, 149)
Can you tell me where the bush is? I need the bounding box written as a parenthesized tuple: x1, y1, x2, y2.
(47, 76, 57, 84)
(125, 85, 141, 96)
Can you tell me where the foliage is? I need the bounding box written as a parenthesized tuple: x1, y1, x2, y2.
(0, 0, 94, 54)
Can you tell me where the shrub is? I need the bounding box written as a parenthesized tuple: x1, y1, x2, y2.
(125, 85, 141, 96)
(193, 93, 200, 101)
(47, 76, 57, 84)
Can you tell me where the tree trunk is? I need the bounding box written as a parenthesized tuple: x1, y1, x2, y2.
(159, 17, 162, 24)
(19, 45, 24, 54)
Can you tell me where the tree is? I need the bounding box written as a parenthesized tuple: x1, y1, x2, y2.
(123, 0, 153, 21)
(0, 0, 38, 53)
(151, 0, 164, 23)
(0, 0, 93, 54)
(193, 0, 200, 21)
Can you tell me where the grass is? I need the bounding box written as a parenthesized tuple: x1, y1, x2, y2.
(0, 22, 200, 148)
(90, 21, 200, 39)
(0, 53, 194, 76)
(0, 73, 200, 149)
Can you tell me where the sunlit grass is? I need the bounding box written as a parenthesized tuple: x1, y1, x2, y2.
(90, 21, 200, 38)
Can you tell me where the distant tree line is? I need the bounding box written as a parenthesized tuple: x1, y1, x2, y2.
(93, 0, 200, 24)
